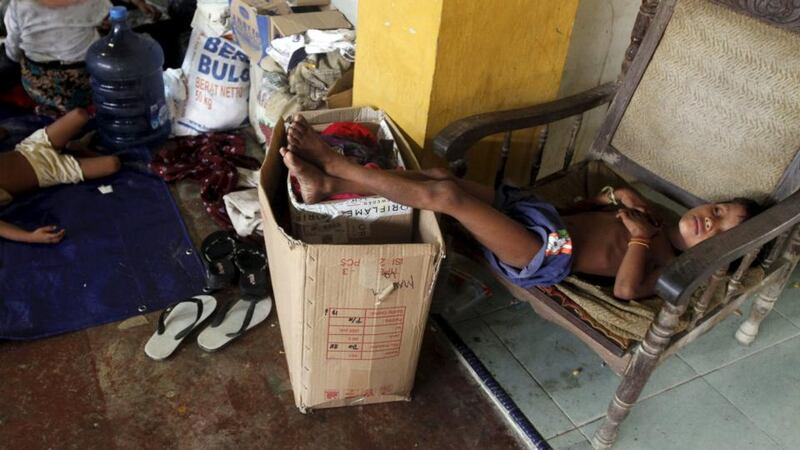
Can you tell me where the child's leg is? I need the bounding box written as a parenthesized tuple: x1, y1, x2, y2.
(286, 115, 496, 204)
(283, 149, 495, 205)
(44, 108, 90, 150)
(78, 156, 122, 180)
(393, 167, 495, 204)
(284, 151, 540, 269)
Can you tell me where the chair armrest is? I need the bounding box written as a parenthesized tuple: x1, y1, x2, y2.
(656, 190, 800, 305)
(432, 81, 619, 162)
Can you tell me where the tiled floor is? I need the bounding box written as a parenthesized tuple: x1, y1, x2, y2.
(433, 254, 800, 449)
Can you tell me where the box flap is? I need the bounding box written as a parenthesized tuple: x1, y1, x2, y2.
(327, 67, 354, 96)
(299, 106, 383, 125)
(247, 0, 292, 14)
(271, 10, 351, 37)
(258, 117, 309, 408)
(288, 0, 330, 6)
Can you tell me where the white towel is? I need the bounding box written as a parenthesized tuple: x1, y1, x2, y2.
(223, 188, 262, 237)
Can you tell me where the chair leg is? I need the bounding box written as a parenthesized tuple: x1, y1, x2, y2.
(591, 301, 687, 449)
(736, 226, 800, 346)
(735, 263, 795, 346)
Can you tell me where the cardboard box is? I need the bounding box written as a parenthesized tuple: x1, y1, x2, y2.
(230, 0, 291, 62)
(231, 0, 350, 62)
(287, 108, 412, 245)
(270, 10, 350, 39)
(325, 67, 353, 109)
(258, 111, 445, 412)
(287, 0, 331, 7)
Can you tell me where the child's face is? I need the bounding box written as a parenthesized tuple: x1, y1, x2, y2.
(679, 202, 748, 248)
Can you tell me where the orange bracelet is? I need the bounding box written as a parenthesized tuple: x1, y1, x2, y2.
(628, 240, 650, 249)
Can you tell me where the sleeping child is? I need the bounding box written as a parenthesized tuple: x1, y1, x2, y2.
(0, 109, 120, 244)
(279, 114, 759, 300)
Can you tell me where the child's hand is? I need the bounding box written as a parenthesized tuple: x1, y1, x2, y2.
(616, 188, 661, 225)
(616, 208, 660, 239)
(131, 0, 162, 20)
(28, 225, 65, 244)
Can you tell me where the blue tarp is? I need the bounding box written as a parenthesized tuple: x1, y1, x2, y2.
(0, 110, 206, 340)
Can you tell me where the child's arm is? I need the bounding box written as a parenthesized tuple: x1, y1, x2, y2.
(613, 209, 661, 300)
(0, 220, 65, 244)
(560, 187, 660, 223)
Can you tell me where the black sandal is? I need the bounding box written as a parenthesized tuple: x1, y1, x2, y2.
(234, 242, 268, 298)
(200, 230, 238, 292)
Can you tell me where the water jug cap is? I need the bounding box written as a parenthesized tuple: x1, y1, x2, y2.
(109, 6, 127, 21)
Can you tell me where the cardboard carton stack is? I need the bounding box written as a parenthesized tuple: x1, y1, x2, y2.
(258, 107, 445, 411)
(232, 0, 355, 143)
(230, 0, 351, 63)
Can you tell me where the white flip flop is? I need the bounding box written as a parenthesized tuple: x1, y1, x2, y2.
(144, 295, 217, 360)
(197, 296, 272, 352)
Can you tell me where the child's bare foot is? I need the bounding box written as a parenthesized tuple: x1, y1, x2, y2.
(281, 147, 334, 204)
(286, 114, 345, 174)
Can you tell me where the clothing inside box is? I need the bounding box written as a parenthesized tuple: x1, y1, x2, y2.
(283, 115, 415, 245)
(306, 120, 399, 170)
(271, 124, 422, 245)
(270, 151, 423, 246)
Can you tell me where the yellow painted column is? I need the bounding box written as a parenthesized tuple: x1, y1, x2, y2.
(353, 0, 579, 185)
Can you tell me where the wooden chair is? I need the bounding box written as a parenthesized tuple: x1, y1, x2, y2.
(432, 0, 800, 448)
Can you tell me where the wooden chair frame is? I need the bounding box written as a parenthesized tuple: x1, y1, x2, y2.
(431, 1, 800, 448)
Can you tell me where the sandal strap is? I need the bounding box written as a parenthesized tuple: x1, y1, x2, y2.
(210, 299, 233, 328)
(235, 246, 269, 297)
(226, 296, 262, 338)
(156, 297, 204, 340)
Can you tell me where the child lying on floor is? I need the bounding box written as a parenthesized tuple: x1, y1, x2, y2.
(0, 108, 121, 244)
(279, 115, 759, 300)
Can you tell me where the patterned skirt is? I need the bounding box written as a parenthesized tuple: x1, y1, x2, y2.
(21, 56, 92, 113)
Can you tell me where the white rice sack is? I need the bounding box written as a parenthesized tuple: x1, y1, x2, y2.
(173, 31, 251, 136)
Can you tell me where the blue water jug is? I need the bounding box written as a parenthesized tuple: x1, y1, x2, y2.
(86, 6, 170, 149)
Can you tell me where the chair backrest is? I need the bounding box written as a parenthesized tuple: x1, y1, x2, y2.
(590, 0, 800, 206)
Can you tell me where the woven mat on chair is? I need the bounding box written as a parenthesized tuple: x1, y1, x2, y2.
(546, 268, 763, 347)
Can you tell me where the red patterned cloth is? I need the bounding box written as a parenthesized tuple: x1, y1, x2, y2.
(322, 122, 377, 147)
(150, 133, 260, 228)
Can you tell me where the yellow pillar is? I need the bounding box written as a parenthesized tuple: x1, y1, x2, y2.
(353, 0, 579, 185)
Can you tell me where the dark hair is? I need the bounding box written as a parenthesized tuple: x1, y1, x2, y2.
(724, 197, 766, 271)
(725, 197, 762, 220)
